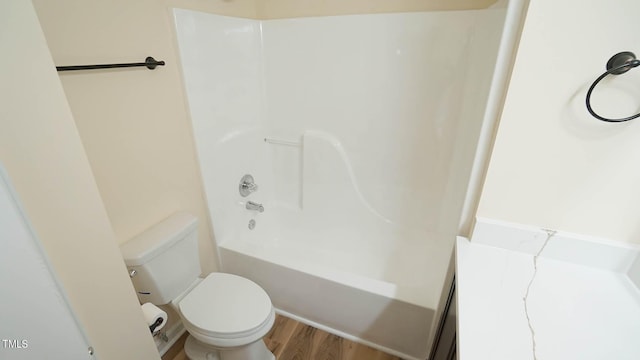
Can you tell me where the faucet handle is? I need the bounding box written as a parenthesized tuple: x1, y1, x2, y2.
(239, 174, 258, 197)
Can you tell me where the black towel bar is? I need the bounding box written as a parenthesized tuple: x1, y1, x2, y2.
(56, 56, 165, 72)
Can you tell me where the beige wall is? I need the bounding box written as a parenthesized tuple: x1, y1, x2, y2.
(166, 0, 257, 18)
(256, 0, 498, 19)
(478, 0, 640, 244)
(0, 0, 159, 359)
(31, 0, 254, 274)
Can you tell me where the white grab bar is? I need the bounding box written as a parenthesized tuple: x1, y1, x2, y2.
(264, 138, 301, 147)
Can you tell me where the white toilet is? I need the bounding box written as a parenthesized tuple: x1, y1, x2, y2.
(120, 212, 275, 360)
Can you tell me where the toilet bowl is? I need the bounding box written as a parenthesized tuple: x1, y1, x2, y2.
(120, 212, 275, 360)
(175, 273, 275, 360)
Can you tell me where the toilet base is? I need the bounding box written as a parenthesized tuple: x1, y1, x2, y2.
(184, 335, 275, 360)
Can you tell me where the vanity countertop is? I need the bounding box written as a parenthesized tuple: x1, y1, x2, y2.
(456, 234, 640, 360)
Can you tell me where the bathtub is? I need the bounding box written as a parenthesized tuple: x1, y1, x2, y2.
(219, 236, 436, 359)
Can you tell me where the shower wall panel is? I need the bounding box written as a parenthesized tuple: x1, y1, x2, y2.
(174, 6, 505, 300)
(174, 10, 279, 245)
(261, 12, 491, 236)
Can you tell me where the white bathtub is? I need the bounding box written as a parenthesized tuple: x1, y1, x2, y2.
(219, 234, 436, 359)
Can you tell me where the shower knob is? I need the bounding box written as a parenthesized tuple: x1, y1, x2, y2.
(129, 269, 137, 278)
(239, 174, 258, 197)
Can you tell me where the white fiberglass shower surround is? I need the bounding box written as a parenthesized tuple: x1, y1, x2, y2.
(174, 6, 506, 359)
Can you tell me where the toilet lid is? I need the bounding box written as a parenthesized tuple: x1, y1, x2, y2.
(179, 273, 272, 337)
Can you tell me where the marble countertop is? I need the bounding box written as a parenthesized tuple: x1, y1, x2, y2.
(456, 225, 640, 360)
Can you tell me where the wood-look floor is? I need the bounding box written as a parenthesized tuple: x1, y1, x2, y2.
(163, 314, 403, 360)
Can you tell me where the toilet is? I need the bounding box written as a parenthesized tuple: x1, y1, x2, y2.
(120, 212, 275, 360)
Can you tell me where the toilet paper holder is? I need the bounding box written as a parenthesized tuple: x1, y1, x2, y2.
(141, 302, 167, 336)
(149, 317, 164, 334)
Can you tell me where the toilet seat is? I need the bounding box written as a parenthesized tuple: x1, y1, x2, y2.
(179, 273, 275, 348)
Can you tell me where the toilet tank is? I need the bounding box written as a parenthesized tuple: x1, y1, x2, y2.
(120, 212, 201, 305)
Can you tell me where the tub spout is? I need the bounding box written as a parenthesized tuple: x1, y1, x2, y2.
(246, 201, 264, 213)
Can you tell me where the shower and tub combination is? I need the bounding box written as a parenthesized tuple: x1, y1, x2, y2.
(173, 4, 510, 359)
